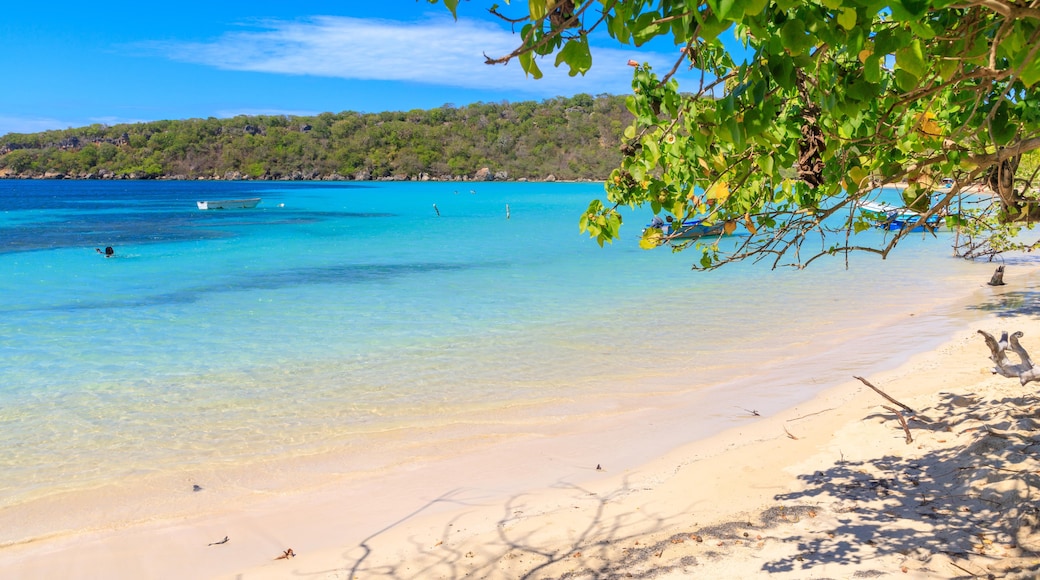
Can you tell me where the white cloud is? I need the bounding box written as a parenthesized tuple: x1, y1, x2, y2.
(150, 15, 691, 97)
(0, 115, 71, 137)
(0, 115, 157, 137)
(87, 116, 149, 127)
(213, 108, 321, 119)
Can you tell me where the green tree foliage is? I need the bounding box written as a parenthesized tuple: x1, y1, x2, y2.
(0, 94, 630, 182)
(431, 0, 1040, 268)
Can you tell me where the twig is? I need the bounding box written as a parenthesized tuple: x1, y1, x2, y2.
(983, 425, 1040, 443)
(948, 561, 977, 577)
(784, 425, 799, 440)
(882, 405, 914, 444)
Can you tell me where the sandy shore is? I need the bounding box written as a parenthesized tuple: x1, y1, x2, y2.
(5, 266, 1040, 579)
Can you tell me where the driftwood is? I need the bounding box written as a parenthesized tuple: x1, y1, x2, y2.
(988, 265, 1006, 286)
(978, 330, 1040, 384)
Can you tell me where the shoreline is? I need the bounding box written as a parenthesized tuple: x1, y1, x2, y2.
(4, 260, 1040, 578)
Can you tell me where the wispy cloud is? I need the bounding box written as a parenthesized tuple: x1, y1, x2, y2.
(0, 115, 157, 138)
(214, 108, 321, 118)
(0, 115, 72, 137)
(147, 15, 689, 96)
(88, 116, 150, 127)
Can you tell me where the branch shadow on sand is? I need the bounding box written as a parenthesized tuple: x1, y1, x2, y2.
(705, 390, 1040, 580)
(279, 384, 1040, 579)
(969, 290, 1040, 318)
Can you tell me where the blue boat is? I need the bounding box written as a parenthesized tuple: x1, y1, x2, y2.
(644, 217, 725, 241)
(878, 213, 944, 232)
(859, 201, 945, 232)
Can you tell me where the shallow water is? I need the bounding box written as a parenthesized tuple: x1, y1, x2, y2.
(0, 180, 994, 521)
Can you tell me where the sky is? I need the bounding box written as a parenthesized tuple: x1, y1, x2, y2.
(0, 1, 741, 138)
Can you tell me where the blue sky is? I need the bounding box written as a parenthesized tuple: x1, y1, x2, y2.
(0, 1, 733, 138)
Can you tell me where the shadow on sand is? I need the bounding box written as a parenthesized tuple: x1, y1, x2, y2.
(272, 382, 1040, 579)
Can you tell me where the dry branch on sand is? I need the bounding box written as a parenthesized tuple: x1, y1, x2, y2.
(855, 375, 923, 444)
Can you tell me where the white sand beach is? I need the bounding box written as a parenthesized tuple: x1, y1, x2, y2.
(4, 267, 1040, 579)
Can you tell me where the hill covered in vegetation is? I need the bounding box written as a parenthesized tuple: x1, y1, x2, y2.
(0, 94, 630, 182)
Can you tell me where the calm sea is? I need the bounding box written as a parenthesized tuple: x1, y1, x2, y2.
(0, 179, 1005, 539)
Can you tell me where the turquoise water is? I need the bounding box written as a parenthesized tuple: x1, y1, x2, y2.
(0, 180, 992, 518)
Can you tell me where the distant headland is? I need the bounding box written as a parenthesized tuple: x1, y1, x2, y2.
(0, 94, 629, 183)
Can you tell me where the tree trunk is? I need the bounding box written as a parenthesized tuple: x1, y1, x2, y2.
(989, 154, 1039, 222)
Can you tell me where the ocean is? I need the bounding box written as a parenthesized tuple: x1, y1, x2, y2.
(0, 179, 1001, 543)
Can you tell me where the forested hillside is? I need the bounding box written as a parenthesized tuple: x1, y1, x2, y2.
(0, 94, 629, 181)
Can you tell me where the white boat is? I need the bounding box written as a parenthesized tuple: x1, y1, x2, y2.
(196, 198, 261, 210)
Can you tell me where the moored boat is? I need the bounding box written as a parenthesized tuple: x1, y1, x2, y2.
(668, 219, 725, 238)
(196, 198, 261, 210)
(643, 217, 725, 242)
(858, 200, 899, 221)
(876, 213, 945, 232)
(858, 201, 947, 232)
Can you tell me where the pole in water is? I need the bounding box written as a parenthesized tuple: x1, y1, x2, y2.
(433, 203, 440, 217)
(506, 204, 510, 220)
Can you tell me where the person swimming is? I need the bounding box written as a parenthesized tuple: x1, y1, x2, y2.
(96, 246, 114, 258)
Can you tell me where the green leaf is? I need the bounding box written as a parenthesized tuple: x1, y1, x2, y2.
(873, 29, 902, 57)
(864, 54, 881, 83)
(519, 51, 543, 79)
(698, 13, 729, 40)
(937, 57, 959, 82)
(757, 154, 774, 175)
(1018, 50, 1040, 87)
(632, 11, 666, 45)
(780, 19, 809, 55)
(895, 39, 927, 78)
(742, 0, 768, 16)
(445, 0, 460, 18)
(555, 36, 592, 76)
(529, 0, 548, 21)
(644, 138, 661, 165)
(713, 0, 739, 20)
(847, 26, 865, 55)
(847, 78, 879, 102)
(727, 116, 744, 147)
(991, 101, 1016, 146)
(891, 0, 929, 18)
(640, 227, 663, 249)
(894, 69, 917, 92)
(768, 55, 795, 90)
(837, 8, 857, 31)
